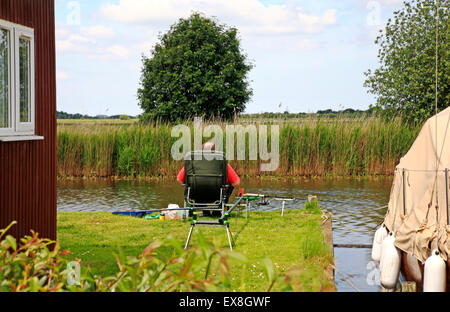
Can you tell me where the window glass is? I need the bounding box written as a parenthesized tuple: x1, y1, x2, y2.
(19, 37, 30, 123)
(0, 28, 9, 128)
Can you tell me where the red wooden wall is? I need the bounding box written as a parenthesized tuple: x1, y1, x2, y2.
(0, 0, 57, 240)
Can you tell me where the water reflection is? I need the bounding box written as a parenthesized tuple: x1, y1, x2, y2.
(57, 177, 392, 292)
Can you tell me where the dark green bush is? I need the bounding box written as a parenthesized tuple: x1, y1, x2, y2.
(0, 222, 298, 292)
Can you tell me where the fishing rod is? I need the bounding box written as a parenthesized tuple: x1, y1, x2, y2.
(235, 190, 297, 206)
(114, 195, 353, 217)
(113, 188, 304, 218)
(234, 189, 302, 216)
(112, 202, 249, 218)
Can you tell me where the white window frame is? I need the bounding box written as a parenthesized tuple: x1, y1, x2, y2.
(0, 19, 41, 141)
(15, 25, 35, 134)
(0, 20, 14, 137)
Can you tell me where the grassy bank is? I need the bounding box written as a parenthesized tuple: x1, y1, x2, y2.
(57, 204, 335, 291)
(57, 117, 419, 178)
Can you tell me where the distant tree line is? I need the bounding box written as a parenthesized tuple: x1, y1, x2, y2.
(56, 111, 135, 120)
(242, 108, 377, 119)
(57, 109, 375, 121)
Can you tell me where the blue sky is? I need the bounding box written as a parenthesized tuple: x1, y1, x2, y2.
(54, 0, 405, 116)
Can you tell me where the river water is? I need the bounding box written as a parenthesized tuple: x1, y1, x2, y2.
(57, 177, 392, 292)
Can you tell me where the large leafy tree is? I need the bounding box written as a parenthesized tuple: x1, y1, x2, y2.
(138, 13, 253, 123)
(364, 0, 449, 124)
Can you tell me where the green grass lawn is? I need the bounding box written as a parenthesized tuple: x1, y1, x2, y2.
(57, 206, 335, 292)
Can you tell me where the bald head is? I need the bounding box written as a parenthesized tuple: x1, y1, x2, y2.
(202, 141, 216, 151)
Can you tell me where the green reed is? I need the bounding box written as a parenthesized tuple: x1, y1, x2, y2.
(57, 117, 420, 178)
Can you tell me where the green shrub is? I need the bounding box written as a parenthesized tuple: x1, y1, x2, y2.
(0, 222, 73, 292)
(0, 222, 298, 292)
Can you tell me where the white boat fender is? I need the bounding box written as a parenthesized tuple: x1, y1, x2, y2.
(423, 249, 446, 292)
(372, 225, 388, 261)
(380, 232, 401, 289)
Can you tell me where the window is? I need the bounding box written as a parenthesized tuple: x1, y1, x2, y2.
(0, 22, 12, 133)
(0, 19, 39, 140)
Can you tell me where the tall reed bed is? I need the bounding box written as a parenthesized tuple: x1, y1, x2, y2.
(57, 117, 419, 178)
(278, 117, 418, 176)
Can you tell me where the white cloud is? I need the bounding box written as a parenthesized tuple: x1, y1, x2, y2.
(372, 0, 404, 5)
(80, 26, 115, 39)
(136, 35, 160, 55)
(296, 9, 337, 33)
(56, 39, 75, 53)
(107, 45, 130, 59)
(67, 34, 95, 43)
(55, 24, 123, 59)
(100, 0, 337, 35)
(56, 35, 95, 53)
(55, 23, 97, 53)
(358, 0, 404, 8)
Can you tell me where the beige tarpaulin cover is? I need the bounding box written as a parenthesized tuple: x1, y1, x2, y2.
(384, 106, 450, 263)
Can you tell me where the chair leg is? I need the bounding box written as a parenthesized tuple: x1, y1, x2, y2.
(246, 199, 250, 220)
(226, 224, 233, 251)
(184, 223, 195, 249)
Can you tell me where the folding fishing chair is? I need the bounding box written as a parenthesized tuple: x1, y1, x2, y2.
(183, 150, 242, 250)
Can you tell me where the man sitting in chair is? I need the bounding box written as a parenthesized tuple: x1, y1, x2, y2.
(177, 142, 240, 215)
